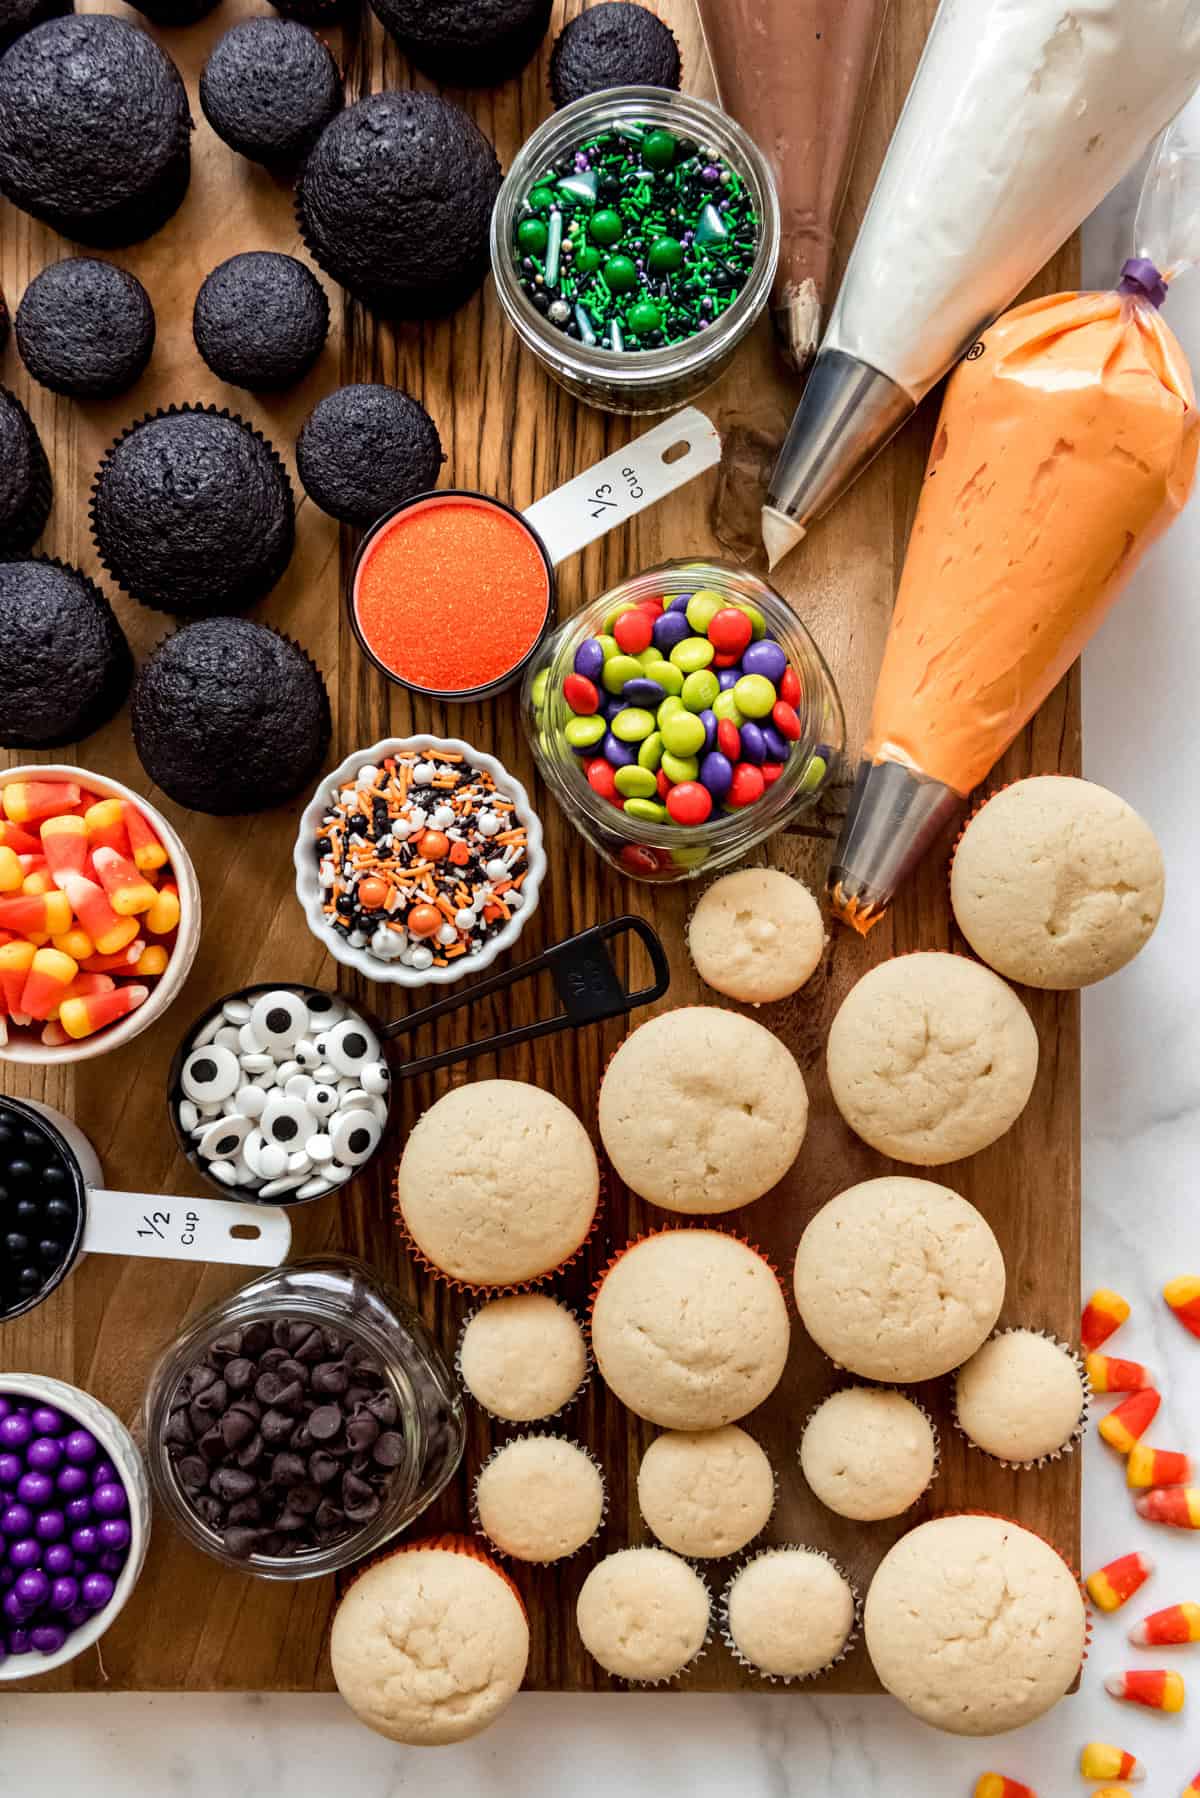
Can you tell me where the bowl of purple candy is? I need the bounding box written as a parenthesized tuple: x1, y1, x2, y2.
(0, 1374, 149, 1680)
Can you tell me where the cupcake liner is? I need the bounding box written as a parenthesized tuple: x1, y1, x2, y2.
(719, 1543, 862, 1685)
(470, 1433, 607, 1566)
(90, 403, 296, 615)
(952, 1327, 1091, 1471)
(797, 1384, 941, 1517)
(2, 555, 133, 749)
(0, 385, 53, 554)
(454, 1296, 594, 1427)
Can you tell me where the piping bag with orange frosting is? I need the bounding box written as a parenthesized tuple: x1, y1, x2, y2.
(829, 118, 1200, 934)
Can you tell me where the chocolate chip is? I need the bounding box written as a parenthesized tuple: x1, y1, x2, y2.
(288, 1482, 321, 1516)
(272, 1318, 293, 1348)
(177, 1455, 209, 1492)
(373, 1431, 405, 1468)
(342, 1473, 379, 1523)
(260, 1408, 296, 1445)
(229, 1395, 262, 1423)
(224, 1357, 255, 1392)
(311, 1361, 348, 1397)
(314, 1499, 345, 1533)
(273, 1379, 307, 1414)
(211, 1466, 257, 1502)
(308, 1450, 339, 1485)
(228, 1497, 262, 1525)
(275, 1507, 307, 1533)
(242, 1322, 271, 1356)
(163, 1410, 195, 1448)
(220, 1409, 258, 1451)
(365, 1390, 397, 1428)
(194, 1495, 227, 1528)
(275, 1358, 309, 1387)
(235, 1431, 264, 1470)
(199, 1425, 228, 1463)
(191, 1379, 228, 1415)
(308, 1405, 343, 1443)
(209, 1331, 245, 1361)
(271, 1452, 306, 1489)
(224, 1525, 262, 1559)
(290, 1324, 326, 1363)
(345, 1413, 379, 1451)
(254, 1371, 286, 1406)
(292, 1422, 314, 1452)
(259, 1346, 289, 1373)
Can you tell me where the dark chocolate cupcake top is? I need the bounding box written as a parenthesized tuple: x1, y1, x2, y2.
(0, 558, 133, 749)
(549, 2, 680, 107)
(0, 385, 52, 554)
(366, 0, 551, 85)
(0, 16, 193, 248)
(91, 405, 295, 617)
(0, 0, 70, 57)
(200, 19, 342, 167)
(193, 252, 330, 393)
(297, 384, 443, 527)
(16, 259, 156, 400)
(298, 89, 501, 317)
(132, 618, 331, 815)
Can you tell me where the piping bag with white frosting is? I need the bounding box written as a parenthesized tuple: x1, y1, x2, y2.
(762, 0, 1200, 571)
(827, 112, 1200, 934)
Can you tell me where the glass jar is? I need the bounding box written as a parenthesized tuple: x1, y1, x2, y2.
(522, 559, 845, 882)
(491, 87, 780, 415)
(142, 1257, 465, 1581)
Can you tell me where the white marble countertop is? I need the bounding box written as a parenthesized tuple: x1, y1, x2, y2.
(4, 179, 1200, 1796)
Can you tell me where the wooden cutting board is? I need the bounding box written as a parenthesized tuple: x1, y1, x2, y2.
(0, 0, 1080, 1693)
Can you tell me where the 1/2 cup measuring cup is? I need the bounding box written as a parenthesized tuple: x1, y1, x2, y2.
(0, 1096, 292, 1325)
(166, 916, 669, 1206)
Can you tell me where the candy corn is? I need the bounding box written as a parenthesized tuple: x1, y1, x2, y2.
(1130, 1602, 1200, 1647)
(1088, 1789, 1133, 1798)
(1086, 1552, 1153, 1614)
(1128, 1445, 1192, 1489)
(134, 944, 168, 978)
(39, 1019, 68, 1047)
(1080, 1744, 1144, 1782)
(1183, 1771, 1200, 1798)
(18, 947, 77, 1021)
(3, 780, 80, 824)
(58, 983, 148, 1040)
(0, 820, 40, 856)
(124, 803, 167, 871)
(1100, 1390, 1161, 1454)
(59, 872, 139, 957)
(1088, 1353, 1154, 1394)
(0, 890, 71, 937)
(1137, 1487, 1200, 1528)
(63, 973, 114, 1001)
(91, 844, 158, 916)
(1164, 1278, 1200, 1340)
(21, 867, 52, 896)
(79, 939, 145, 973)
(0, 940, 35, 1015)
(1104, 1668, 1185, 1712)
(973, 1778, 1035, 1798)
(83, 798, 131, 858)
(144, 878, 180, 936)
(39, 814, 88, 886)
(1083, 1289, 1131, 1351)
(0, 846, 21, 892)
(51, 927, 93, 961)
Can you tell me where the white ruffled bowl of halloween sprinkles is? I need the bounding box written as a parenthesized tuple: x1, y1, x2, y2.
(294, 736, 545, 987)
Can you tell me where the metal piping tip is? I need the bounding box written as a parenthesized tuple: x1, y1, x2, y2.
(766, 349, 916, 543)
(771, 279, 822, 379)
(761, 504, 805, 572)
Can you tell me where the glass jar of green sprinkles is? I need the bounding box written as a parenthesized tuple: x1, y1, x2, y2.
(491, 88, 780, 415)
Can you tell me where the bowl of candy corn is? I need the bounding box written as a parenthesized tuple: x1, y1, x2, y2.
(0, 766, 201, 1064)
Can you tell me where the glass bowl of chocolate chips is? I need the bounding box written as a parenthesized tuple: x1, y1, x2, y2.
(142, 1256, 465, 1579)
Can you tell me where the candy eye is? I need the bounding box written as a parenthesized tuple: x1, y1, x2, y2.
(250, 989, 309, 1051)
(329, 1109, 382, 1167)
(181, 1044, 240, 1103)
(308, 1084, 339, 1118)
(324, 1017, 379, 1076)
(243, 1128, 288, 1181)
(361, 1060, 390, 1096)
(260, 1096, 315, 1148)
(195, 1116, 252, 1162)
(292, 1039, 321, 1070)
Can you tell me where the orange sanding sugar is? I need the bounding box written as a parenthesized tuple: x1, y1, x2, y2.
(353, 495, 551, 693)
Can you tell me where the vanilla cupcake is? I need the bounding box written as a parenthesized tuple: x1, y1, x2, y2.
(637, 1425, 775, 1558)
(688, 867, 825, 1004)
(577, 1547, 710, 1685)
(954, 1329, 1088, 1467)
(800, 1387, 938, 1521)
(864, 1515, 1087, 1735)
(330, 1536, 528, 1744)
(723, 1547, 857, 1682)
(395, 1080, 599, 1286)
(598, 1007, 807, 1214)
(473, 1435, 605, 1563)
(591, 1229, 790, 1429)
(458, 1294, 589, 1423)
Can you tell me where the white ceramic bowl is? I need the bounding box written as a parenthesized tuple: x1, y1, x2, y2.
(0, 765, 201, 1065)
(0, 1373, 150, 1683)
(293, 735, 546, 987)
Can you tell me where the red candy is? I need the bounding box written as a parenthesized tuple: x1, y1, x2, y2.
(564, 673, 600, 715)
(657, 769, 672, 798)
(666, 782, 713, 825)
(707, 608, 753, 655)
(717, 719, 741, 760)
(772, 699, 801, 740)
(712, 650, 742, 668)
(613, 609, 653, 654)
(728, 763, 766, 808)
(780, 666, 801, 706)
(585, 758, 619, 803)
(761, 762, 784, 786)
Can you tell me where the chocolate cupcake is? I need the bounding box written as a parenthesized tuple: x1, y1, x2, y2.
(549, 2, 680, 108)
(367, 0, 551, 85)
(200, 19, 342, 169)
(297, 90, 501, 317)
(16, 259, 155, 400)
(91, 405, 295, 616)
(0, 558, 132, 748)
(193, 253, 329, 393)
(132, 618, 331, 815)
(0, 385, 52, 554)
(0, 0, 70, 56)
(0, 16, 192, 249)
(296, 384, 443, 526)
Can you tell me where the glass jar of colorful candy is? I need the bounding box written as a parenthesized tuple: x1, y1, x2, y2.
(523, 560, 845, 882)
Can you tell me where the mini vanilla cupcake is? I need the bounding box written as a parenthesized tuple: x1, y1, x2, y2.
(688, 867, 826, 1004)
(395, 1080, 599, 1288)
(576, 1547, 710, 1685)
(722, 1546, 858, 1682)
(954, 1329, 1088, 1467)
(800, 1387, 938, 1521)
(473, 1435, 605, 1564)
(457, 1294, 589, 1423)
(637, 1425, 775, 1558)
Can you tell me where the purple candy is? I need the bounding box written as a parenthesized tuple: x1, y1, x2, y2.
(81, 1571, 113, 1609)
(739, 722, 766, 765)
(92, 1484, 126, 1519)
(761, 725, 792, 762)
(1, 1505, 32, 1537)
(30, 1408, 63, 1436)
(98, 1519, 131, 1551)
(9, 1539, 41, 1570)
(49, 1576, 78, 1612)
(717, 668, 740, 691)
(0, 1400, 10, 1420)
(26, 1437, 61, 1473)
(56, 1466, 87, 1496)
(621, 678, 666, 706)
(741, 640, 788, 684)
(91, 1463, 116, 1489)
(17, 1471, 53, 1506)
(667, 593, 692, 613)
(15, 1570, 49, 1607)
(573, 637, 605, 682)
(43, 1544, 72, 1575)
(97, 1551, 126, 1575)
(651, 610, 691, 653)
(8, 1626, 30, 1653)
(0, 1568, 13, 1589)
(65, 1604, 90, 1629)
(699, 708, 717, 752)
(65, 1497, 92, 1526)
(602, 732, 636, 768)
(3, 1588, 31, 1621)
(70, 1527, 98, 1556)
(30, 1624, 66, 1655)
(63, 1430, 96, 1466)
(0, 1415, 32, 1450)
(699, 751, 734, 798)
(34, 1510, 64, 1543)
(0, 1454, 20, 1486)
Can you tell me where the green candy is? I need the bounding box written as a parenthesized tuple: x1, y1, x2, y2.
(517, 217, 548, 254)
(635, 646, 663, 669)
(685, 589, 726, 633)
(681, 669, 719, 712)
(604, 600, 638, 633)
(564, 715, 605, 749)
(733, 673, 776, 718)
(627, 299, 661, 334)
(670, 844, 711, 869)
(602, 653, 645, 693)
(637, 731, 663, 771)
(738, 601, 767, 640)
(660, 750, 699, 784)
(530, 667, 548, 708)
(574, 244, 603, 275)
(603, 254, 638, 293)
(657, 694, 685, 722)
(528, 185, 556, 211)
(712, 690, 745, 725)
(798, 755, 827, 794)
(611, 706, 655, 743)
(642, 659, 683, 694)
(646, 235, 683, 274)
(590, 208, 624, 245)
(614, 765, 658, 798)
(642, 128, 677, 169)
(659, 710, 706, 757)
(623, 797, 668, 822)
(670, 636, 715, 674)
(595, 633, 619, 661)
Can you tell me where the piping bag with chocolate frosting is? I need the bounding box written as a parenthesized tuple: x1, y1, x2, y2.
(762, 0, 1200, 571)
(828, 113, 1200, 934)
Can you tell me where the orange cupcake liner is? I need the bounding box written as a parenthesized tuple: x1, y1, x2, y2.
(719, 1543, 862, 1685)
(952, 1327, 1091, 1471)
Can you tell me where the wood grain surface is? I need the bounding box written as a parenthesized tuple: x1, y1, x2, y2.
(1, 0, 1081, 1694)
